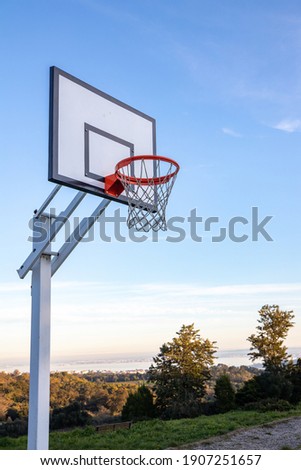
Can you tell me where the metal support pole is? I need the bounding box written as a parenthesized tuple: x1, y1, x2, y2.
(27, 216, 51, 450)
(19, 188, 111, 450)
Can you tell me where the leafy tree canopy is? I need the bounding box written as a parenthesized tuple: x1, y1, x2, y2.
(247, 305, 294, 372)
(148, 324, 217, 419)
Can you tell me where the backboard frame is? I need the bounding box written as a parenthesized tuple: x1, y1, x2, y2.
(48, 66, 156, 204)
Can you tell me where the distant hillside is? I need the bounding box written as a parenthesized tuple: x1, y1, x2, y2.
(0, 364, 261, 426)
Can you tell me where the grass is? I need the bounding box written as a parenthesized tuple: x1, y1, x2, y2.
(1, 405, 301, 450)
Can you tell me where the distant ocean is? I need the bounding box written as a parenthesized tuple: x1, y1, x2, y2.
(2, 348, 301, 373)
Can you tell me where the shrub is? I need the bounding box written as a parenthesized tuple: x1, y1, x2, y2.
(0, 419, 27, 438)
(214, 375, 236, 413)
(287, 359, 301, 404)
(50, 402, 91, 430)
(160, 399, 202, 420)
(236, 372, 293, 406)
(242, 398, 292, 412)
(122, 385, 156, 421)
(6, 408, 21, 421)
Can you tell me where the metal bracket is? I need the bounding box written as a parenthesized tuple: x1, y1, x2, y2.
(17, 188, 86, 279)
(35, 211, 58, 220)
(33, 185, 61, 218)
(51, 198, 110, 276)
(43, 251, 59, 257)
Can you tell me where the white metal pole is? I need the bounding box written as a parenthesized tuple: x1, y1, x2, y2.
(27, 216, 51, 450)
(22, 192, 110, 449)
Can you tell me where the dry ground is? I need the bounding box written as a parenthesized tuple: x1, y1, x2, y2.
(185, 417, 301, 450)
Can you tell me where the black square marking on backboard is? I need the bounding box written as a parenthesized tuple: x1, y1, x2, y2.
(84, 123, 134, 182)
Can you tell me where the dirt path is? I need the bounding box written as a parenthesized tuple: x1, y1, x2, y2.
(187, 417, 301, 450)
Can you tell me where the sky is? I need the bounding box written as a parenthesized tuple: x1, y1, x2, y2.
(0, 0, 301, 368)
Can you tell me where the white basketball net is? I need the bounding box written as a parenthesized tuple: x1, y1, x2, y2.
(116, 157, 179, 232)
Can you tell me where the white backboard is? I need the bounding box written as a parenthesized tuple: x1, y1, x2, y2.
(49, 67, 156, 204)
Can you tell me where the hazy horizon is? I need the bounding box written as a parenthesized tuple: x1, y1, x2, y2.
(2, 346, 301, 373)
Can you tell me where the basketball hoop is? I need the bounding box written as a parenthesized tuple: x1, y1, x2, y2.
(105, 155, 180, 232)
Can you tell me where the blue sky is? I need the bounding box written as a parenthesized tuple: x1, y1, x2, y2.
(1, 0, 301, 366)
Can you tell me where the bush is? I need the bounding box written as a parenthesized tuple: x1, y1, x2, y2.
(0, 419, 27, 437)
(242, 398, 293, 412)
(122, 385, 156, 421)
(160, 399, 202, 420)
(50, 402, 91, 430)
(6, 408, 21, 421)
(287, 359, 301, 404)
(236, 372, 293, 406)
(214, 375, 236, 413)
(199, 401, 217, 416)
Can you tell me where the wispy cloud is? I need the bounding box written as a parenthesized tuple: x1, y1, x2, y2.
(3, 280, 301, 303)
(222, 127, 242, 138)
(1, 280, 300, 358)
(272, 119, 301, 133)
(138, 282, 301, 296)
(3, 279, 300, 296)
(0, 282, 30, 293)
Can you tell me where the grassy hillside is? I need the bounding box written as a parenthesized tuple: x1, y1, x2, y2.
(1, 405, 301, 450)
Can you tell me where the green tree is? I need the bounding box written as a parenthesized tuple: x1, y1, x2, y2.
(214, 374, 236, 413)
(247, 305, 294, 372)
(122, 385, 156, 421)
(235, 371, 293, 407)
(148, 324, 217, 419)
(286, 359, 301, 404)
